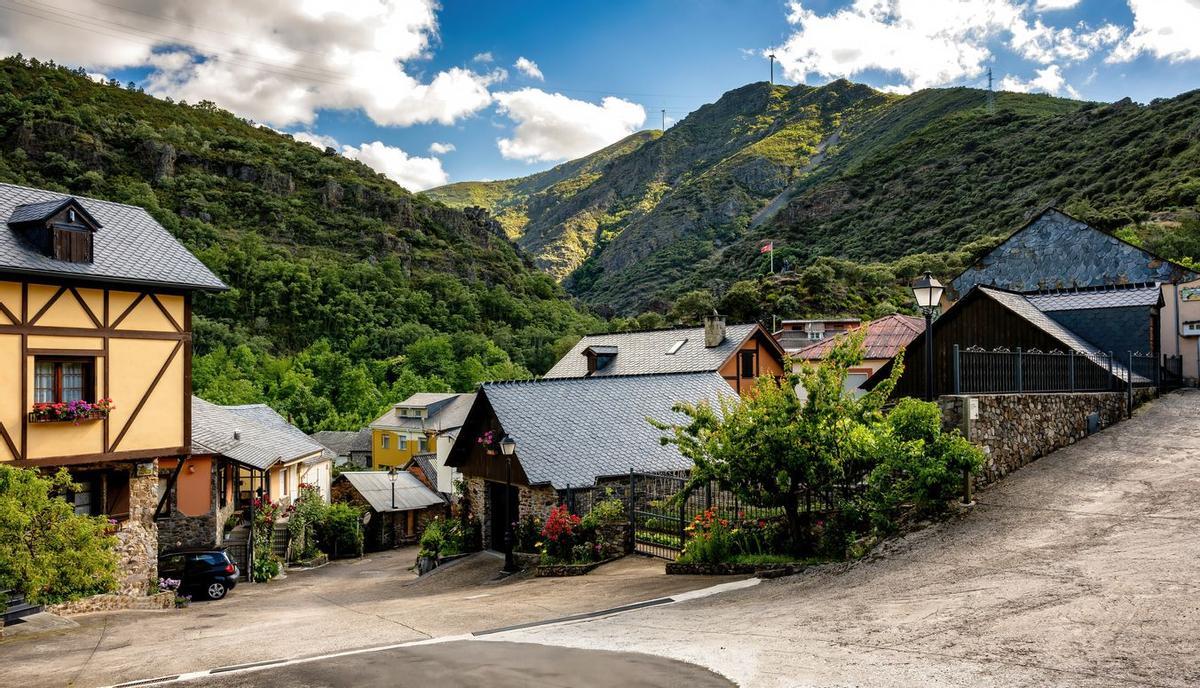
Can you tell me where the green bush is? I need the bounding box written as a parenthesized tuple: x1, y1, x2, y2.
(579, 497, 625, 530)
(0, 467, 118, 604)
(317, 503, 364, 558)
(677, 510, 735, 564)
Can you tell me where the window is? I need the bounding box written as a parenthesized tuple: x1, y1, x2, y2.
(418, 436, 428, 453)
(71, 477, 95, 516)
(52, 227, 92, 263)
(282, 467, 290, 496)
(399, 435, 408, 450)
(381, 434, 390, 449)
(807, 331, 824, 340)
(666, 339, 687, 355)
(739, 350, 757, 378)
(34, 357, 95, 403)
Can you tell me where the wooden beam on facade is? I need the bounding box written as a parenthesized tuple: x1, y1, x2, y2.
(149, 293, 183, 333)
(69, 287, 103, 329)
(109, 292, 147, 330)
(26, 286, 67, 326)
(154, 456, 185, 519)
(0, 421, 19, 461)
(108, 339, 183, 453)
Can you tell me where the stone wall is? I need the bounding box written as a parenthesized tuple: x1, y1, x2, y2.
(46, 591, 174, 616)
(114, 461, 160, 596)
(156, 512, 217, 552)
(940, 389, 1156, 487)
(464, 476, 558, 549)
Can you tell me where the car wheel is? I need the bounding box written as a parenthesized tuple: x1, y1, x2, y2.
(206, 582, 227, 600)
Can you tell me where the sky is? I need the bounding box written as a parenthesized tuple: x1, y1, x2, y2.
(1, 1, 1199, 191)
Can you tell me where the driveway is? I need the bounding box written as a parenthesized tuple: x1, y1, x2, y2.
(0, 547, 733, 687)
(495, 390, 1200, 686)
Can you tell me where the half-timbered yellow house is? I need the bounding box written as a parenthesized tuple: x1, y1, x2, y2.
(0, 183, 226, 595)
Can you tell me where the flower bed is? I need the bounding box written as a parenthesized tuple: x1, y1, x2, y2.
(28, 398, 114, 424)
(535, 555, 620, 577)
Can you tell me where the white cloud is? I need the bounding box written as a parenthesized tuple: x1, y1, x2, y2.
(472, 51, 494, 63)
(1109, 0, 1200, 63)
(514, 56, 544, 81)
(341, 141, 448, 191)
(428, 141, 456, 154)
(0, 0, 499, 128)
(999, 63, 1080, 98)
(1034, 0, 1080, 10)
(291, 131, 339, 149)
(770, 0, 1122, 92)
(494, 89, 646, 162)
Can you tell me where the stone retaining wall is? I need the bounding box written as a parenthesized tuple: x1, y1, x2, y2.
(46, 591, 174, 616)
(940, 388, 1157, 487)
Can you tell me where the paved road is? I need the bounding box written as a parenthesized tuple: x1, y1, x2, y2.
(497, 390, 1200, 687)
(0, 549, 732, 687)
(185, 641, 734, 688)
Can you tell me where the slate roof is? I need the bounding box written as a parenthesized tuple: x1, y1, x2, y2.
(0, 183, 227, 291)
(404, 453, 441, 491)
(309, 429, 372, 456)
(951, 208, 1196, 295)
(1023, 283, 1163, 312)
(543, 323, 763, 378)
(369, 392, 476, 432)
(192, 397, 331, 469)
(477, 372, 734, 488)
(793, 314, 925, 360)
(979, 287, 1142, 383)
(335, 471, 445, 513)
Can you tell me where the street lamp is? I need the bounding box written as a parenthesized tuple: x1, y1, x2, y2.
(911, 271, 945, 401)
(388, 465, 397, 510)
(499, 434, 517, 573)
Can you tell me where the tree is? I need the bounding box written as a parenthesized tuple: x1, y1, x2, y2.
(671, 290, 716, 325)
(719, 280, 762, 322)
(0, 467, 118, 604)
(653, 330, 899, 551)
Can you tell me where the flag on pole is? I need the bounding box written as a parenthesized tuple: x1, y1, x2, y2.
(760, 241, 773, 254)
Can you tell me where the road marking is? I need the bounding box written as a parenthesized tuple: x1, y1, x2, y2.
(462, 593, 491, 599)
(103, 576, 760, 687)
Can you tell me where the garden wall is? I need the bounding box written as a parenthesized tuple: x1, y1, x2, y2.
(46, 591, 174, 616)
(939, 388, 1156, 487)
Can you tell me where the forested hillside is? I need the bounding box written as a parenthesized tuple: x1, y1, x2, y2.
(431, 79, 1200, 315)
(0, 57, 602, 432)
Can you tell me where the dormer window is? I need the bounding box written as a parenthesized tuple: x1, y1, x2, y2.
(583, 345, 618, 374)
(7, 197, 101, 264)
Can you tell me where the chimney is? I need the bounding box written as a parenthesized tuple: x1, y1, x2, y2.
(704, 311, 727, 348)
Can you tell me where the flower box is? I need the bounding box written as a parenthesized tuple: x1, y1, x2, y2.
(28, 400, 113, 424)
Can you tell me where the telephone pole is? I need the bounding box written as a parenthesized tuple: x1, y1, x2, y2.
(769, 53, 777, 84)
(986, 66, 995, 114)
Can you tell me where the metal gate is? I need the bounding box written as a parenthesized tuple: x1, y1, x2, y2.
(630, 472, 688, 560)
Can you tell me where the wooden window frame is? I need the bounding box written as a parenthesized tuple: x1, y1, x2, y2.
(34, 355, 97, 404)
(739, 350, 757, 378)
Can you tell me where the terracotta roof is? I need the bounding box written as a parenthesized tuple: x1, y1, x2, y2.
(792, 315, 924, 360)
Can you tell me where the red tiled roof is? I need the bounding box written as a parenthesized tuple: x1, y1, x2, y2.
(792, 314, 924, 360)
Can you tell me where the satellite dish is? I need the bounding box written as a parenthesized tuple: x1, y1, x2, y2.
(361, 512, 372, 525)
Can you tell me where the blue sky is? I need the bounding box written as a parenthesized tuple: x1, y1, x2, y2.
(2, 1, 1198, 189)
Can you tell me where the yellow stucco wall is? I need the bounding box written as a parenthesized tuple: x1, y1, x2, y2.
(0, 279, 188, 464)
(372, 429, 433, 469)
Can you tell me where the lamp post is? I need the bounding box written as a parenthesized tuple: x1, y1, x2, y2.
(499, 434, 517, 573)
(911, 271, 945, 401)
(388, 465, 397, 509)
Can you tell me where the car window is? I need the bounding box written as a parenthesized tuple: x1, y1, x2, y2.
(160, 554, 185, 577)
(192, 553, 227, 568)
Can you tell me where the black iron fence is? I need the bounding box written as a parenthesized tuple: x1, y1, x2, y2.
(951, 346, 1181, 395)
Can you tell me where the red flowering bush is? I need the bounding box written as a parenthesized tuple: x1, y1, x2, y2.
(539, 504, 584, 563)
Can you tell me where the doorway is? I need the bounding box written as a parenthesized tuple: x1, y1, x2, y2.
(486, 481, 518, 550)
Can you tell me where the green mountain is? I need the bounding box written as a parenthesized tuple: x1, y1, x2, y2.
(0, 56, 601, 432)
(428, 79, 1200, 315)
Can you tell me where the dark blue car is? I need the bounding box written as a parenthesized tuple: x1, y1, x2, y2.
(158, 548, 239, 600)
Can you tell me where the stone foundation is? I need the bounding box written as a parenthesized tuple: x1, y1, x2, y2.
(939, 389, 1158, 487)
(46, 591, 174, 616)
(115, 461, 160, 596)
(465, 476, 558, 549)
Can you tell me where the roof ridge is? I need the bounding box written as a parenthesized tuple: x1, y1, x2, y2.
(579, 321, 761, 337)
(0, 182, 154, 213)
(482, 370, 725, 386)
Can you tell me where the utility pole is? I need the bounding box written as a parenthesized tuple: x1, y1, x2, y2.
(769, 53, 776, 84)
(987, 66, 995, 114)
(661, 108, 666, 131)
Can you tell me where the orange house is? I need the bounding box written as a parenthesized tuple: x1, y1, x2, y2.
(543, 313, 786, 395)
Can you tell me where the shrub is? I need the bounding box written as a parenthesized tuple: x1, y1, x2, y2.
(678, 509, 735, 564)
(286, 483, 326, 561)
(579, 497, 625, 530)
(317, 503, 364, 558)
(0, 466, 118, 604)
(539, 504, 583, 563)
(513, 514, 542, 553)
